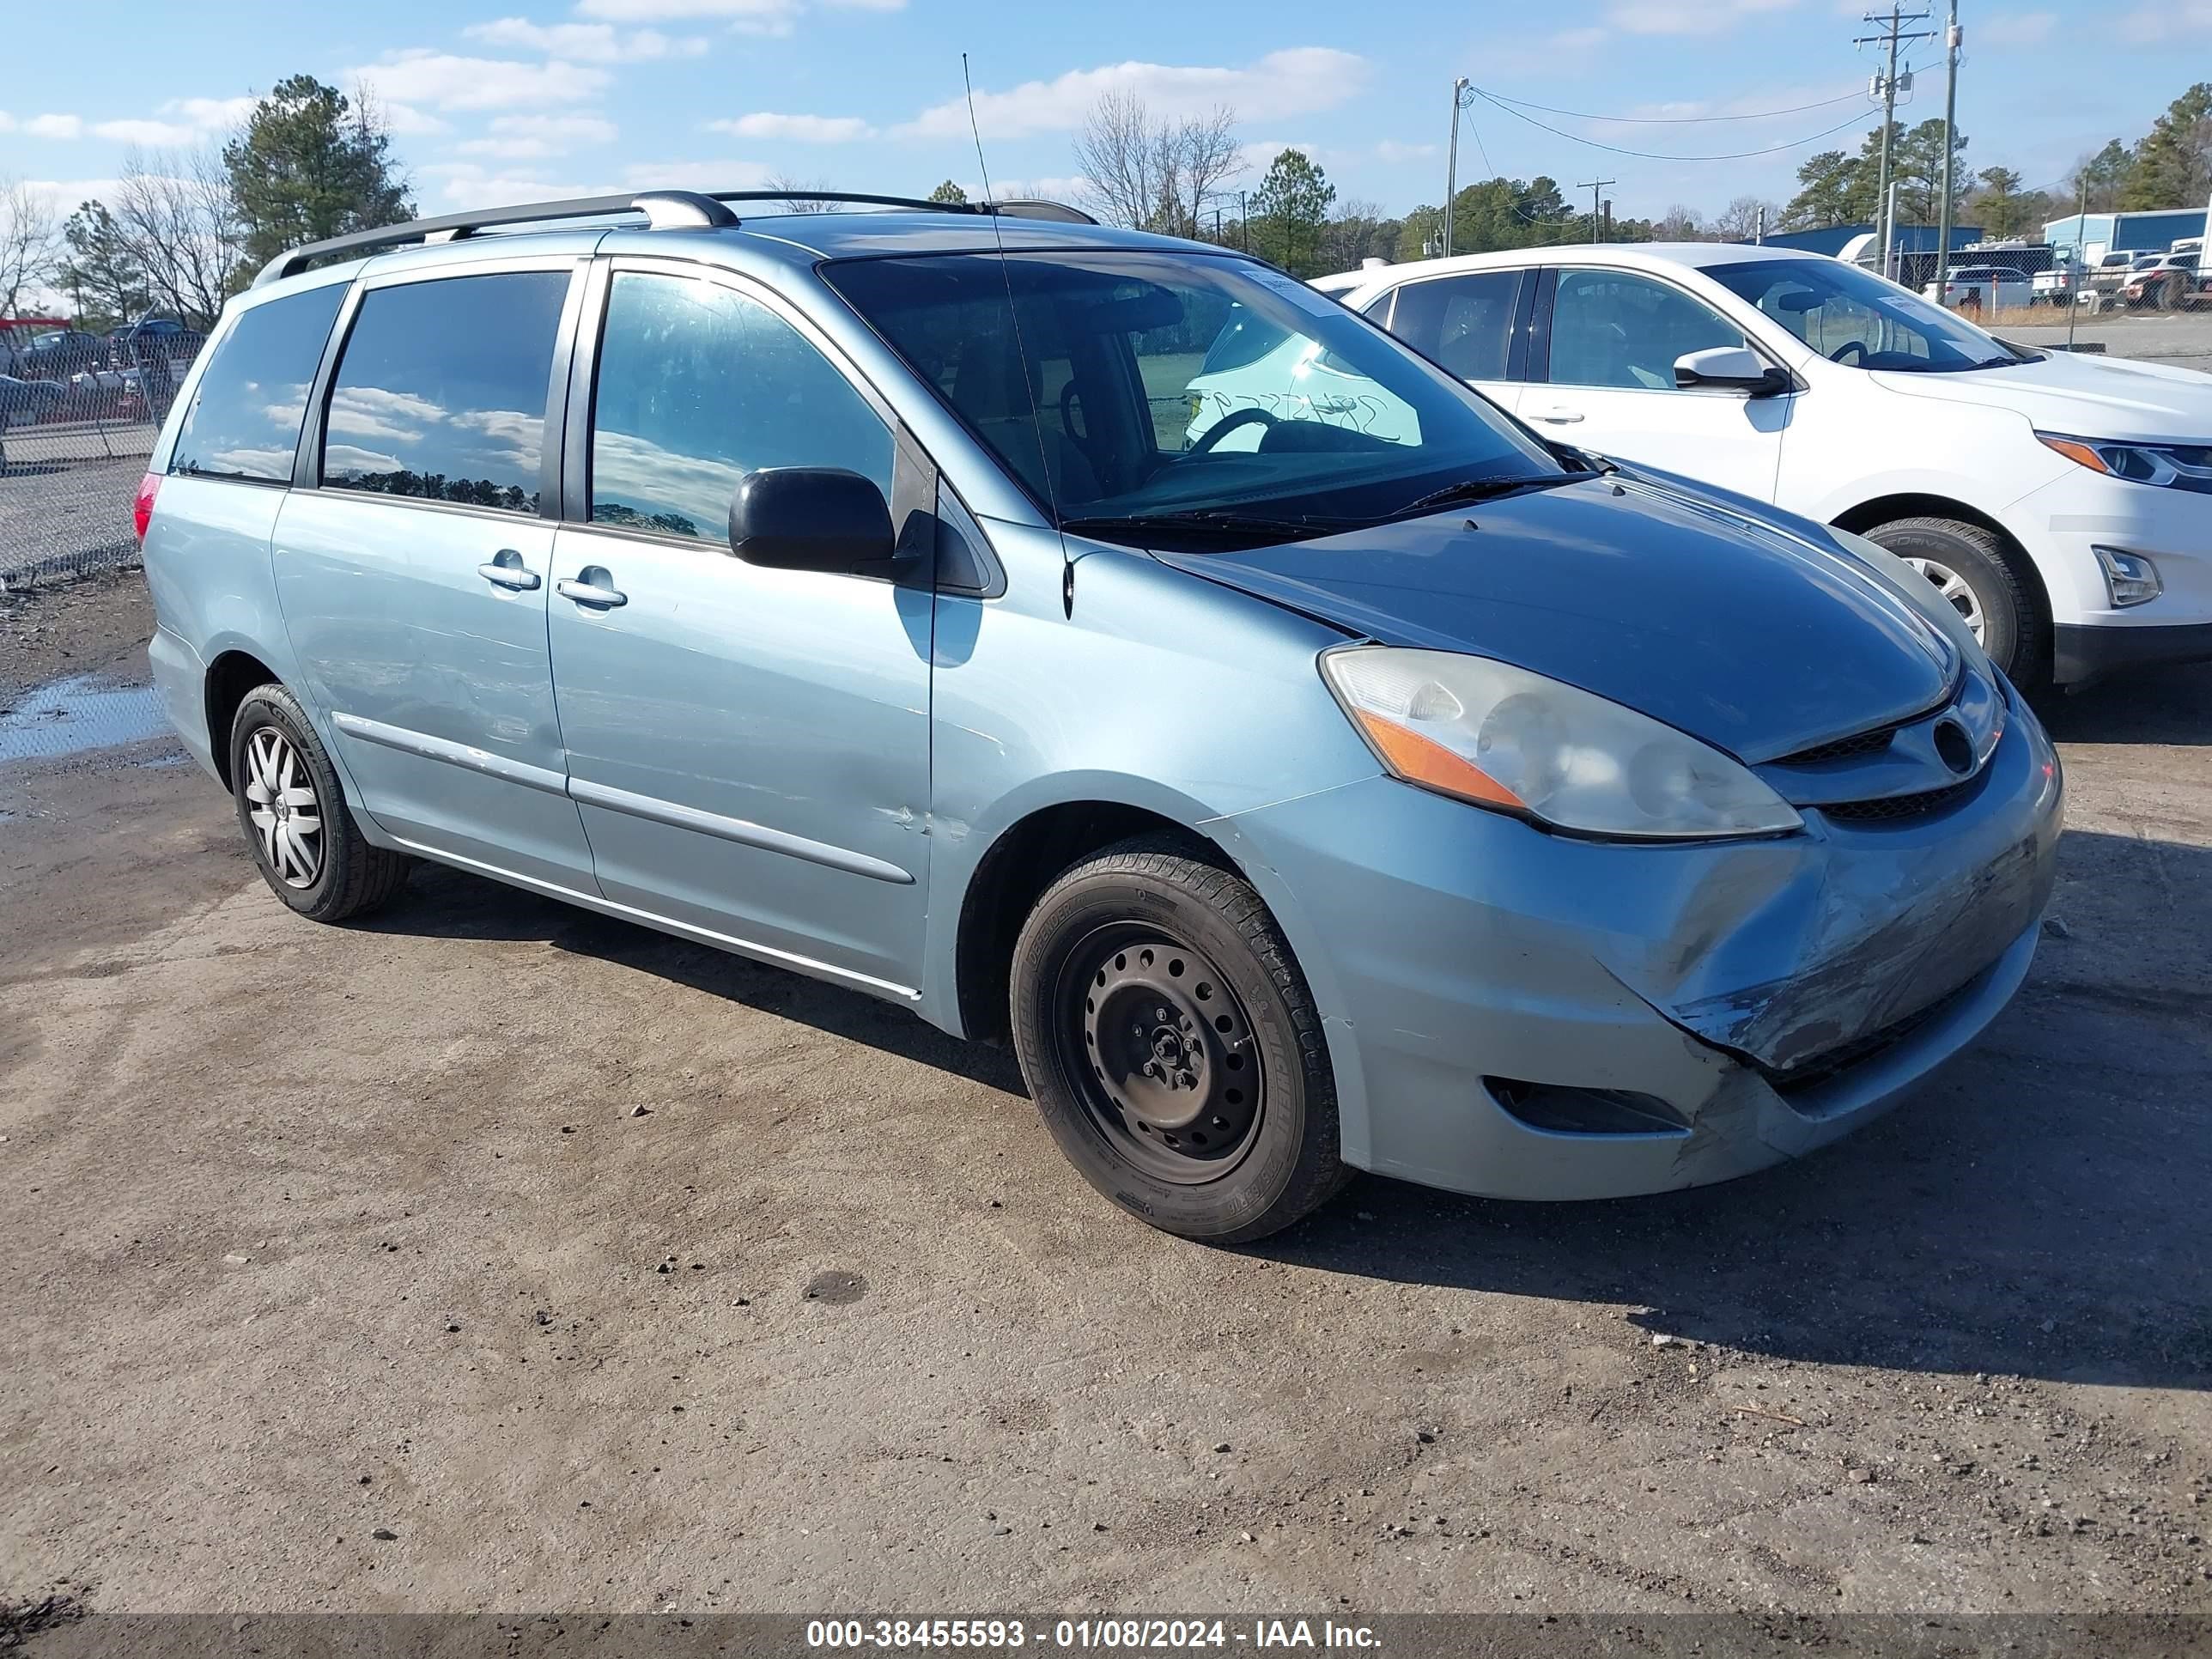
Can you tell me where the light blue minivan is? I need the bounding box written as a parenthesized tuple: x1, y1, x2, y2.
(140, 189, 2062, 1241)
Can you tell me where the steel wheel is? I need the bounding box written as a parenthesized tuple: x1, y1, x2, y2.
(1057, 926, 1265, 1184)
(1903, 556, 1987, 645)
(242, 725, 323, 890)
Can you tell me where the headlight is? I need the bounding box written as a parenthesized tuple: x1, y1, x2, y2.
(1321, 647, 1802, 841)
(2040, 431, 2212, 494)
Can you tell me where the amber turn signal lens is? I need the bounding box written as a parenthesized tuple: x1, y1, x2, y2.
(2037, 434, 2111, 474)
(1351, 709, 1525, 810)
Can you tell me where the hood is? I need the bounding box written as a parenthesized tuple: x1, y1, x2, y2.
(1149, 473, 1958, 764)
(1871, 349, 2212, 442)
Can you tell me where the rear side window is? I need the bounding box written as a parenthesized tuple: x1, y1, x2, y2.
(169, 283, 346, 482)
(1198, 305, 1292, 376)
(1388, 272, 1520, 381)
(588, 270, 894, 540)
(1547, 270, 1743, 390)
(322, 270, 568, 514)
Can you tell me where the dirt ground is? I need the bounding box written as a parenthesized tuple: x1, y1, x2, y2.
(2, 571, 2209, 1623)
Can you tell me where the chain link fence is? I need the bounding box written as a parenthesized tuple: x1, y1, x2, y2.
(0, 326, 204, 587)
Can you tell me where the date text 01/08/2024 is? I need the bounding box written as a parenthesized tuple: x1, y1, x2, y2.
(804, 1618, 1382, 1650)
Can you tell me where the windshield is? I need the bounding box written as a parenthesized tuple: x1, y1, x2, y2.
(825, 250, 1561, 538)
(1705, 258, 2028, 374)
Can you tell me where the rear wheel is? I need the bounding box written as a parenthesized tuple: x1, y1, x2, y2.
(1009, 836, 1348, 1243)
(1864, 515, 2045, 686)
(228, 684, 409, 922)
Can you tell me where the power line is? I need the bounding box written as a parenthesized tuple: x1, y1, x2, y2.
(1479, 87, 1865, 125)
(1468, 87, 1874, 161)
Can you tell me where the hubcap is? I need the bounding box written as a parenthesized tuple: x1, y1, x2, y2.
(1904, 556, 1986, 644)
(1062, 928, 1263, 1184)
(243, 726, 323, 890)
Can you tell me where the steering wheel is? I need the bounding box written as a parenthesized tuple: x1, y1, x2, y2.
(1828, 339, 1868, 366)
(1185, 406, 1279, 456)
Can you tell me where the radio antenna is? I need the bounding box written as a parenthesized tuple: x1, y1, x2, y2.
(963, 52, 1075, 617)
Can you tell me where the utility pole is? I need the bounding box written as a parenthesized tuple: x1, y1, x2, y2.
(1856, 5, 1935, 279)
(1579, 178, 1614, 243)
(1238, 190, 1248, 253)
(1934, 0, 1961, 303)
(2067, 172, 2087, 354)
(1445, 78, 1477, 258)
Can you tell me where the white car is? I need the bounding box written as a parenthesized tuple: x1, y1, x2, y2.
(1319, 244, 2212, 687)
(1921, 264, 2033, 311)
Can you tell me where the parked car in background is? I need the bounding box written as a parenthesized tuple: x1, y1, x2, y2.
(2033, 250, 2135, 307)
(0, 372, 68, 426)
(1334, 244, 2212, 687)
(137, 189, 2061, 1241)
(10, 328, 109, 379)
(1921, 265, 2032, 311)
(2122, 249, 2201, 309)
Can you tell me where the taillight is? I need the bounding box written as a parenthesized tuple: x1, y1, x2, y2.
(133, 471, 161, 541)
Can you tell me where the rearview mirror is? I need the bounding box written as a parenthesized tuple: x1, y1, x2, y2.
(728, 467, 896, 574)
(1674, 346, 1788, 396)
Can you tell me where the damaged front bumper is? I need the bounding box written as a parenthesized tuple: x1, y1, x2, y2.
(1211, 689, 2063, 1201)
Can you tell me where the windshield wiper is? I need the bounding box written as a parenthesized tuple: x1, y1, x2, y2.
(1058, 508, 1354, 544)
(1389, 470, 1593, 518)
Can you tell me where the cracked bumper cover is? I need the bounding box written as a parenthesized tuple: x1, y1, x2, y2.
(1213, 691, 2063, 1201)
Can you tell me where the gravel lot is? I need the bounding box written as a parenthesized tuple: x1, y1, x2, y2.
(2, 568, 2209, 1629)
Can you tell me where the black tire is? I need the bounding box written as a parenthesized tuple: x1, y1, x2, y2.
(1009, 834, 1348, 1243)
(228, 684, 409, 922)
(1864, 514, 2047, 687)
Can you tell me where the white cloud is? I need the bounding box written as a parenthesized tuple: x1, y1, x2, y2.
(903, 48, 1370, 141)
(462, 17, 710, 61)
(1375, 139, 1438, 164)
(574, 0, 901, 17)
(1604, 0, 1796, 34)
(25, 113, 85, 140)
(1977, 10, 2058, 46)
(457, 112, 622, 159)
(160, 95, 258, 131)
(706, 112, 876, 142)
(2118, 1, 2211, 40)
(92, 118, 200, 145)
(343, 50, 612, 112)
(379, 102, 450, 137)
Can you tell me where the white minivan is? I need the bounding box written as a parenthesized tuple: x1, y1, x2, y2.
(1305, 245, 2212, 687)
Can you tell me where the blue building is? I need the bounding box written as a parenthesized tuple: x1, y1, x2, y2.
(2043, 209, 2208, 259)
(1748, 222, 1983, 257)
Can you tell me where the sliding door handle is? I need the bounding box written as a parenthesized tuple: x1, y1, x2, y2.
(478, 552, 541, 590)
(557, 571, 628, 609)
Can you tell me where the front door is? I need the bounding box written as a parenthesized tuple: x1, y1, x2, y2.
(545, 262, 933, 997)
(1526, 266, 1790, 501)
(275, 261, 598, 891)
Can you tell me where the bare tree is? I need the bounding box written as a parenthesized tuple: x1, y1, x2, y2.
(768, 173, 836, 214)
(1320, 197, 1389, 271)
(0, 176, 63, 319)
(108, 145, 246, 326)
(1073, 92, 1243, 236)
(1653, 204, 1705, 241)
(1709, 195, 1779, 242)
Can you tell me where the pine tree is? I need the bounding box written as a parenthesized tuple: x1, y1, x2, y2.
(224, 76, 413, 276)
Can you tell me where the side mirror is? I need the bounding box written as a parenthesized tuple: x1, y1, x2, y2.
(728, 466, 895, 574)
(1674, 346, 1788, 397)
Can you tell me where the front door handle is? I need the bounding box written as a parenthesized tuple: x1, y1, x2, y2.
(556, 569, 628, 609)
(1534, 407, 1585, 424)
(478, 550, 540, 590)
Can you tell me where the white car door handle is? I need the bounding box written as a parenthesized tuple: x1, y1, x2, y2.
(1534, 407, 1584, 424)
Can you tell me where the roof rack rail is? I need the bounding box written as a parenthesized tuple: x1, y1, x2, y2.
(251, 188, 1100, 288)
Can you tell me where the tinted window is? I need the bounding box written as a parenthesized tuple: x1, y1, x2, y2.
(322, 271, 568, 513)
(1388, 272, 1519, 381)
(589, 271, 893, 540)
(169, 283, 344, 481)
(1198, 306, 1292, 376)
(1547, 270, 1744, 390)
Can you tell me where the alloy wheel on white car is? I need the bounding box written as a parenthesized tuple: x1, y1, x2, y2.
(1903, 556, 1988, 645)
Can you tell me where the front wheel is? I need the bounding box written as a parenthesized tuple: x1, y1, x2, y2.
(1863, 515, 2046, 687)
(228, 684, 410, 922)
(1009, 836, 1348, 1243)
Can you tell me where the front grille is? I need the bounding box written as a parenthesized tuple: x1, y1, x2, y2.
(1764, 981, 1967, 1092)
(1820, 780, 1974, 823)
(1778, 724, 1902, 766)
